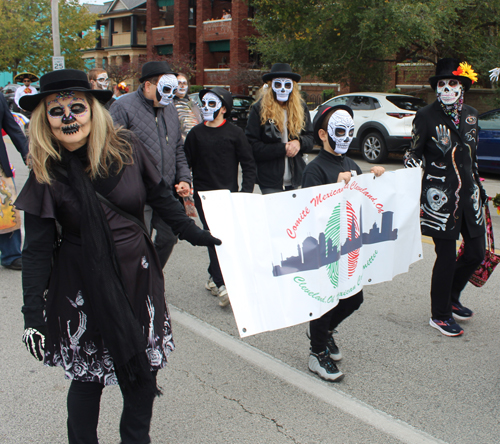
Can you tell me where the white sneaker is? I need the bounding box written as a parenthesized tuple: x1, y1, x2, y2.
(217, 285, 230, 307)
(205, 277, 218, 296)
(308, 350, 344, 382)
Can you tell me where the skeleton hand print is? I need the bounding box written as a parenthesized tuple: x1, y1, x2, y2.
(67, 311, 88, 349)
(432, 125, 452, 155)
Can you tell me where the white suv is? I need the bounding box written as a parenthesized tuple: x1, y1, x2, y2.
(309, 92, 427, 163)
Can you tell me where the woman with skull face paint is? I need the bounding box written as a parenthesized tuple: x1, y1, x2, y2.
(15, 69, 221, 444)
(245, 63, 314, 194)
(404, 58, 486, 337)
(302, 104, 385, 382)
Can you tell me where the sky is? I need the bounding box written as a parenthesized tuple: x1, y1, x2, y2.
(79, 0, 108, 4)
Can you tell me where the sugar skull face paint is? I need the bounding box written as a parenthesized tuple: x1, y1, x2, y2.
(327, 110, 355, 154)
(272, 77, 293, 102)
(46, 91, 91, 151)
(436, 78, 463, 105)
(201, 92, 222, 121)
(156, 74, 178, 106)
(95, 73, 109, 90)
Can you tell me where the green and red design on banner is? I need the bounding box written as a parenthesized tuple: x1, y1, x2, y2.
(200, 167, 423, 338)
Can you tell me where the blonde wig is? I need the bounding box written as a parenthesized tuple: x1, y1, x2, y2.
(28, 94, 133, 184)
(257, 81, 305, 139)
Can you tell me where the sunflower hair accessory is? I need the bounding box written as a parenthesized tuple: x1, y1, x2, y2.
(452, 62, 478, 84)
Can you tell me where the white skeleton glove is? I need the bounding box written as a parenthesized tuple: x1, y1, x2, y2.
(489, 68, 500, 83)
(22, 328, 45, 361)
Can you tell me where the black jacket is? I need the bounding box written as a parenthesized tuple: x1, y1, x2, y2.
(245, 100, 314, 189)
(0, 94, 28, 177)
(406, 100, 485, 240)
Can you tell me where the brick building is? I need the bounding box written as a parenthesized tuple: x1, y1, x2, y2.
(82, 0, 148, 89)
(147, 0, 259, 94)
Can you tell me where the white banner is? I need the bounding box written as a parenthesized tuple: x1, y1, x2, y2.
(200, 167, 423, 338)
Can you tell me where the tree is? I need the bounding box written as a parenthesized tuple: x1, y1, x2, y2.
(0, 0, 97, 76)
(249, 0, 500, 89)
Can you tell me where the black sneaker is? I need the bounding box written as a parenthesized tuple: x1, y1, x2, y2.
(326, 331, 342, 361)
(3, 258, 22, 270)
(429, 317, 464, 337)
(308, 350, 344, 382)
(452, 302, 473, 321)
(306, 326, 342, 361)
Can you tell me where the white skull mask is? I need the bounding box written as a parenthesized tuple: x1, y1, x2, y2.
(201, 92, 222, 121)
(272, 78, 293, 102)
(156, 74, 178, 106)
(436, 78, 463, 105)
(427, 188, 448, 211)
(95, 73, 109, 90)
(327, 110, 355, 154)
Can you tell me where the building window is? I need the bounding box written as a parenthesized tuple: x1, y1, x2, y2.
(122, 17, 131, 32)
(208, 40, 230, 52)
(188, 0, 196, 25)
(159, 6, 174, 26)
(157, 44, 173, 55)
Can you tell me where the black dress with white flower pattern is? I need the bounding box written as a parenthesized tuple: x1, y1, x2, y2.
(16, 139, 183, 385)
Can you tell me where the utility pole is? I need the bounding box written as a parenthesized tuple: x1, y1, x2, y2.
(51, 0, 65, 70)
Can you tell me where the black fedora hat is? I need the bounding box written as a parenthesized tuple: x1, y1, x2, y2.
(429, 58, 473, 92)
(19, 69, 112, 112)
(139, 61, 177, 83)
(313, 104, 354, 145)
(262, 63, 301, 83)
(199, 87, 233, 115)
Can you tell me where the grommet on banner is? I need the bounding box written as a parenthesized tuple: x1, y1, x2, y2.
(368, 278, 372, 282)
(202, 195, 206, 200)
(242, 328, 247, 333)
(309, 312, 313, 317)
(292, 194, 296, 198)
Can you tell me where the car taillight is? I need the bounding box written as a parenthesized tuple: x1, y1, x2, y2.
(386, 112, 414, 119)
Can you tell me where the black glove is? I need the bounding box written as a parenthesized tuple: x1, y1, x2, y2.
(480, 186, 489, 206)
(22, 327, 46, 361)
(196, 230, 222, 247)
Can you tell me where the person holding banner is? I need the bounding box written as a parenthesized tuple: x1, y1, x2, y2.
(302, 104, 385, 381)
(245, 63, 314, 194)
(15, 69, 221, 444)
(404, 58, 486, 337)
(0, 93, 28, 270)
(184, 87, 256, 307)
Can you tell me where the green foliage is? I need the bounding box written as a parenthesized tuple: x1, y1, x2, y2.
(0, 0, 97, 75)
(249, 0, 500, 89)
(190, 84, 203, 94)
(322, 88, 336, 101)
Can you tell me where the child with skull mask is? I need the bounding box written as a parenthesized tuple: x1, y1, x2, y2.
(184, 87, 256, 307)
(245, 63, 314, 194)
(302, 104, 385, 382)
(404, 58, 487, 337)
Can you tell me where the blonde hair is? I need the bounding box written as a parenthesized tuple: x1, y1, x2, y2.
(257, 81, 305, 139)
(28, 93, 133, 184)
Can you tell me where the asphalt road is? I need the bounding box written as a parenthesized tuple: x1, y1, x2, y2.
(1, 140, 500, 443)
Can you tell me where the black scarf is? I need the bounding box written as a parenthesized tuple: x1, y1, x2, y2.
(60, 146, 157, 396)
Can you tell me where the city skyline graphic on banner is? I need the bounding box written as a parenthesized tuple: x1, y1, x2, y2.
(272, 206, 398, 277)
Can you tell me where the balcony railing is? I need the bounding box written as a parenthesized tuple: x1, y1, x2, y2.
(202, 18, 232, 40)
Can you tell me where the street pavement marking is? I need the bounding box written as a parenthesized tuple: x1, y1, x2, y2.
(171, 306, 448, 444)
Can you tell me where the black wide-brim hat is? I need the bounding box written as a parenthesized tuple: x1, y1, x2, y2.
(139, 61, 177, 83)
(313, 104, 354, 145)
(14, 72, 39, 83)
(429, 58, 472, 92)
(199, 87, 233, 115)
(19, 69, 112, 112)
(262, 63, 301, 83)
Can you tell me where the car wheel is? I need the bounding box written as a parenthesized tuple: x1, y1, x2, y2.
(361, 132, 388, 163)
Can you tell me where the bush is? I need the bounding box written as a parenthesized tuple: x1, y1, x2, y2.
(322, 88, 337, 101)
(190, 84, 203, 93)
